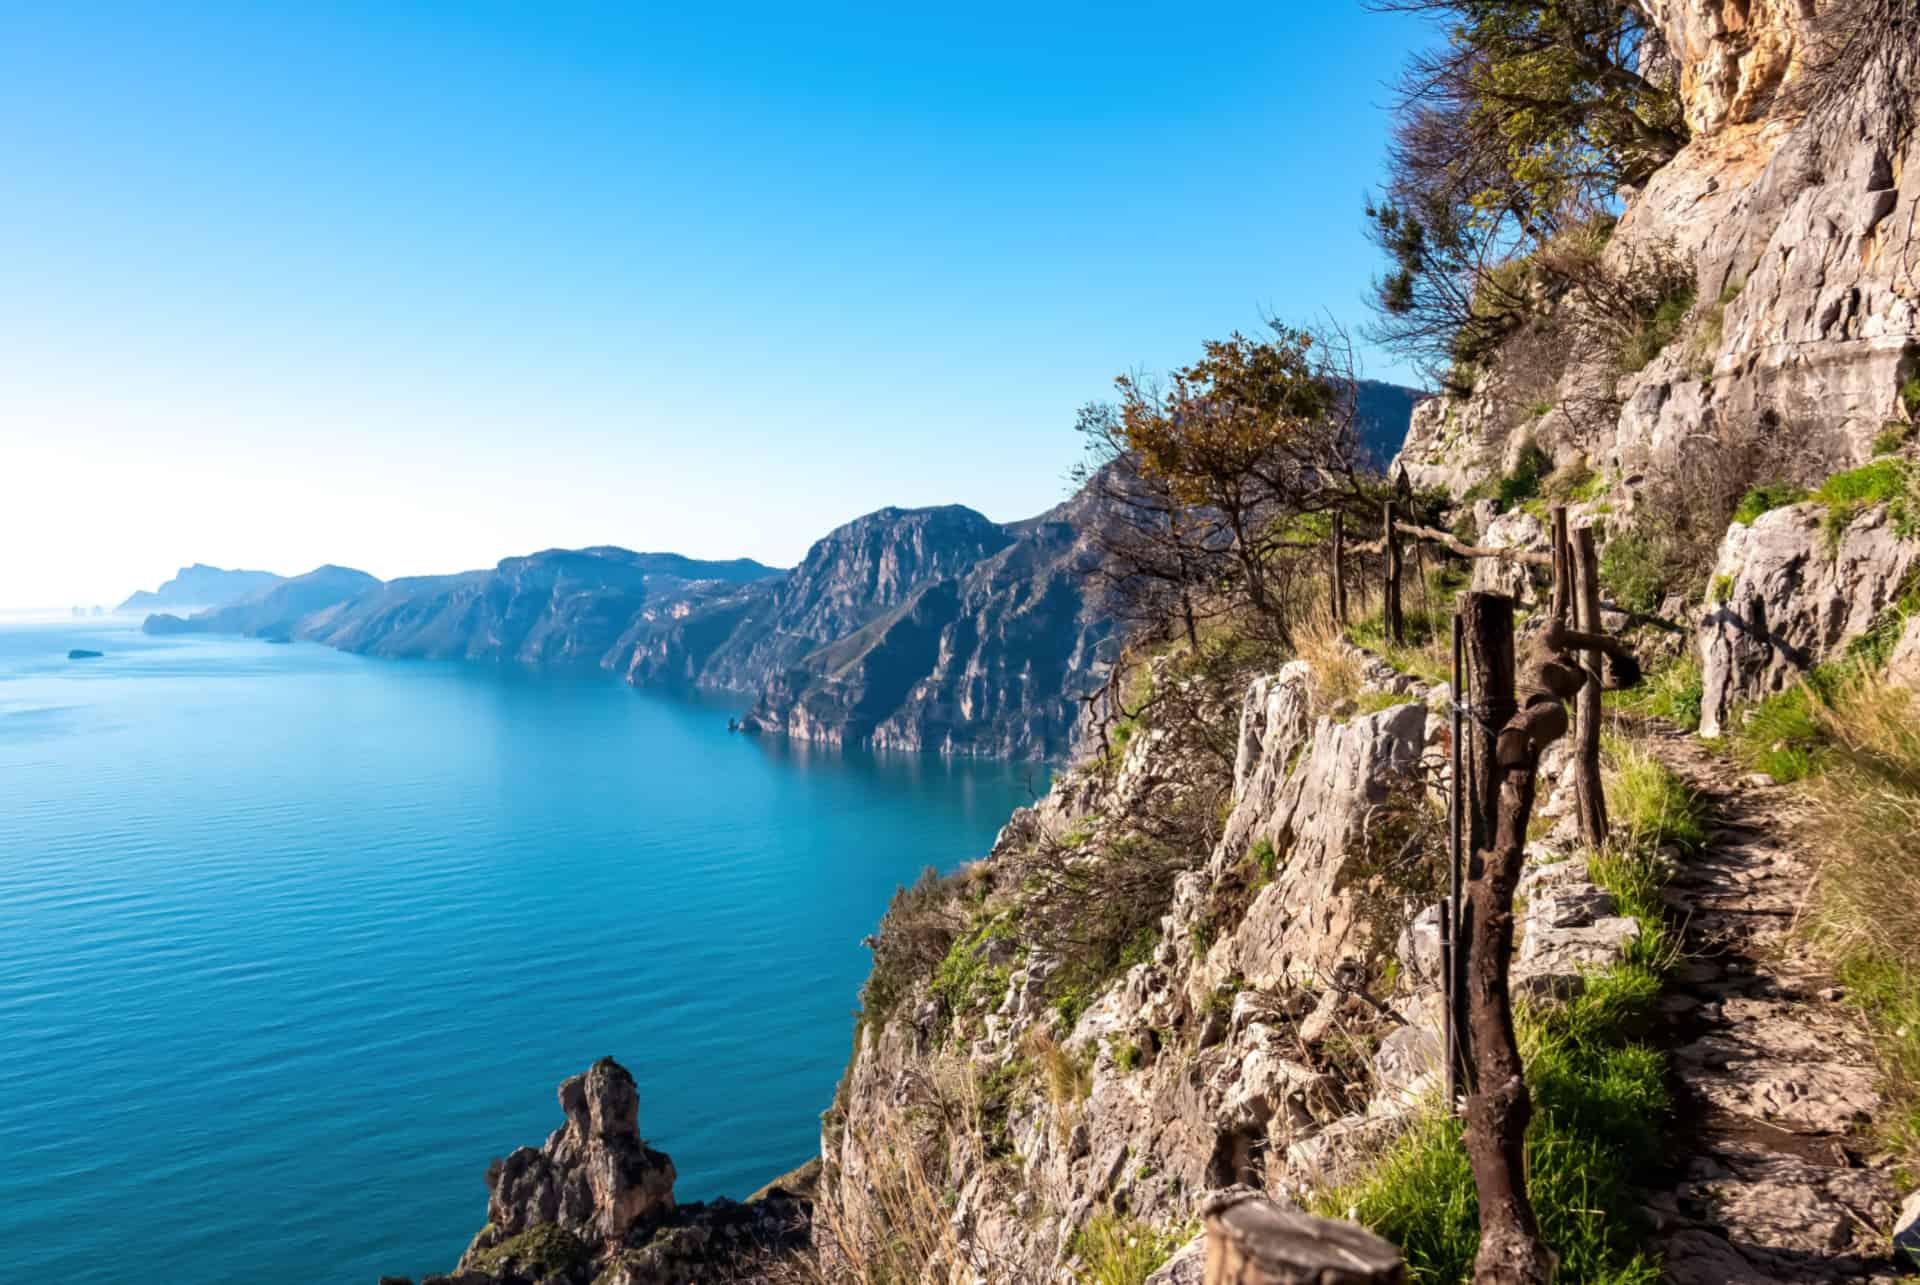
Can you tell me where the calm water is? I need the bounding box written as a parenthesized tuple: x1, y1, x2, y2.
(0, 618, 1037, 1283)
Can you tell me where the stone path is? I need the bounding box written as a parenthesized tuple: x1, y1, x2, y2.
(1637, 726, 1904, 1283)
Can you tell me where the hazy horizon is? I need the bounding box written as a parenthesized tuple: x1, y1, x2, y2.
(1, 3, 1431, 608)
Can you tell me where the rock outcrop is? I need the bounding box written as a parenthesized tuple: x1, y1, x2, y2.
(1698, 501, 1919, 735)
(388, 1057, 811, 1285)
(815, 650, 1639, 1280)
(473, 1059, 675, 1248)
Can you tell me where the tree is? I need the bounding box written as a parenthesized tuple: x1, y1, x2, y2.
(1078, 323, 1373, 645)
(1364, 0, 1687, 383)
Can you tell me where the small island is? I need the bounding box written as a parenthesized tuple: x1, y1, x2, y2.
(67, 649, 104, 660)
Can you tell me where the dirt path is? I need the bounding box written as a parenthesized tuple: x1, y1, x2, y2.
(1635, 725, 1904, 1283)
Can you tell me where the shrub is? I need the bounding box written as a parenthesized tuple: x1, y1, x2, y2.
(1598, 531, 1668, 615)
(1731, 481, 1806, 525)
(861, 866, 964, 1026)
(1498, 443, 1551, 512)
(1903, 373, 1920, 419)
(1618, 281, 1697, 376)
(1873, 421, 1910, 457)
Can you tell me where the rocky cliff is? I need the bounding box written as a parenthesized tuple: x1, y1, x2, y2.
(117, 562, 283, 613)
(1394, 0, 1919, 724)
(309, 549, 779, 667)
(142, 564, 382, 638)
(732, 492, 1117, 759)
(380, 1057, 813, 1285)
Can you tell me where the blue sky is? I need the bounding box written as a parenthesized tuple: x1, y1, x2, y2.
(0, 2, 1432, 608)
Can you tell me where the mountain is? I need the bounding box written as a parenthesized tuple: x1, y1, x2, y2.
(309, 548, 782, 665)
(143, 565, 383, 638)
(131, 385, 1419, 758)
(1354, 379, 1424, 467)
(118, 563, 283, 613)
(733, 492, 1114, 757)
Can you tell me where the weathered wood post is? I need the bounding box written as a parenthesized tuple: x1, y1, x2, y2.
(1331, 510, 1348, 626)
(1383, 501, 1405, 645)
(1572, 526, 1608, 847)
(1458, 592, 1552, 1285)
(1549, 506, 1571, 626)
(1446, 611, 1466, 1104)
(1202, 1190, 1405, 1284)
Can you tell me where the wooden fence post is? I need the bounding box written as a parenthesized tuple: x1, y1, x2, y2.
(1549, 506, 1571, 626)
(1572, 526, 1608, 847)
(1459, 592, 1553, 1285)
(1202, 1190, 1405, 1284)
(1383, 501, 1404, 645)
(1331, 510, 1348, 626)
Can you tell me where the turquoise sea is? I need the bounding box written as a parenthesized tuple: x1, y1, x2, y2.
(0, 618, 1036, 1283)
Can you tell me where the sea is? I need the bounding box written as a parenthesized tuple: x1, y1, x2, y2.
(0, 616, 1038, 1282)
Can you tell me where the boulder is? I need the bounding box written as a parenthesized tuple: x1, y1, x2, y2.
(1698, 503, 1919, 736)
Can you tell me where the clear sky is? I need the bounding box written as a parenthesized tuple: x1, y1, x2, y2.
(0, 2, 1432, 609)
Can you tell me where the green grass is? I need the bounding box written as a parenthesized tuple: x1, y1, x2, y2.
(1811, 457, 1916, 546)
(1603, 738, 1710, 853)
(1731, 481, 1806, 525)
(1730, 684, 1824, 782)
(1324, 971, 1669, 1284)
(1607, 653, 1704, 733)
(1071, 1211, 1187, 1285)
(1873, 421, 1911, 457)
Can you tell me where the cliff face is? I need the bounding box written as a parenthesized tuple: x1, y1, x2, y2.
(142, 565, 381, 637)
(117, 563, 283, 613)
(1395, 0, 1918, 718)
(811, 650, 1629, 1281)
(308, 549, 779, 666)
(736, 493, 1116, 759)
(1400, 0, 1917, 500)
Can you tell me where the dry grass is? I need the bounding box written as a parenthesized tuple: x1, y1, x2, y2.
(1294, 606, 1365, 711)
(1802, 675, 1920, 1175)
(1025, 1025, 1093, 1141)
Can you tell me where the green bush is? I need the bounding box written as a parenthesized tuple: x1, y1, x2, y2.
(1731, 481, 1806, 525)
(1598, 532, 1666, 615)
(1902, 373, 1920, 419)
(1618, 282, 1697, 376)
(1873, 421, 1911, 457)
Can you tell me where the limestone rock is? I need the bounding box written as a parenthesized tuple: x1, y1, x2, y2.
(474, 1058, 675, 1250)
(1219, 701, 1429, 988)
(1698, 502, 1919, 736)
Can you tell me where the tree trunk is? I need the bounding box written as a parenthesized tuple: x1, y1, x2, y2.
(1182, 590, 1200, 652)
(1331, 510, 1348, 626)
(1572, 527, 1608, 848)
(1383, 501, 1404, 645)
(1460, 592, 1553, 1285)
